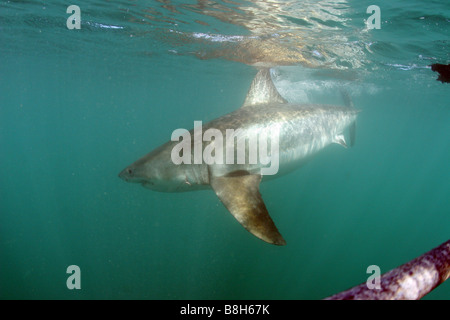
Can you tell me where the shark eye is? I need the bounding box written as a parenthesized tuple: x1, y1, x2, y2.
(127, 168, 133, 175)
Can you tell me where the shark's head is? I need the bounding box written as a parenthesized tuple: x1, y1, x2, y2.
(119, 142, 189, 192)
(118, 162, 157, 189)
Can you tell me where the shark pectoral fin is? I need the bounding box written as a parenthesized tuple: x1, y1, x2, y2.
(209, 170, 286, 246)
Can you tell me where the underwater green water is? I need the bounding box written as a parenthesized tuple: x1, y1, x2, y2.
(1, 0, 449, 299)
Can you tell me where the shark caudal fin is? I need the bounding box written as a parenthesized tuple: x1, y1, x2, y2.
(209, 168, 286, 246)
(341, 89, 357, 147)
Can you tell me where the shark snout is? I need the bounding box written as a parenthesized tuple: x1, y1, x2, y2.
(119, 166, 152, 187)
(118, 167, 134, 182)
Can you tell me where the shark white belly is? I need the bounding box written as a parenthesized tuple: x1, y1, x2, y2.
(119, 69, 358, 246)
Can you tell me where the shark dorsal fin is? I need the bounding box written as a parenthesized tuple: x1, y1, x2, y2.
(242, 68, 287, 107)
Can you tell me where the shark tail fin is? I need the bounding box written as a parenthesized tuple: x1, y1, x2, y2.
(341, 89, 357, 147)
(341, 89, 354, 109)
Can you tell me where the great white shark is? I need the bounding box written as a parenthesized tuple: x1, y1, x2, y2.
(119, 68, 358, 245)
